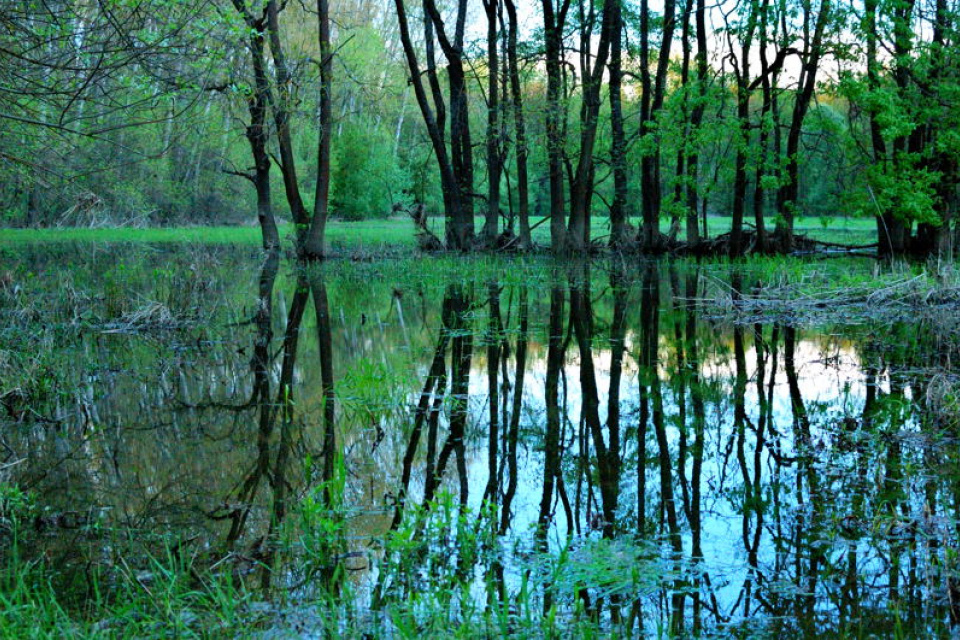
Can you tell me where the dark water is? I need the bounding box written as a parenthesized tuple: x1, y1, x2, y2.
(1, 245, 958, 637)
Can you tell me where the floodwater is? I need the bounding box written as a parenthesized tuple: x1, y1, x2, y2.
(1, 244, 958, 638)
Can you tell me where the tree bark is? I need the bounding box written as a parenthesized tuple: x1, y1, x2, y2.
(504, 0, 531, 249)
(393, 0, 466, 249)
(301, 0, 333, 259)
(481, 0, 501, 246)
(774, 0, 832, 252)
(729, 8, 759, 257)
(542, 0, 572, 252)
(639, 0, 678, 251)
(265, 0, 309, 241)
(567, 0, 616, 253)
(231, 0, 280, 251)
(687, 0, 710, 243)
(608, 0, 629, 248)
(752, 0, 776, 253)
(674, 0, 695, 245)
(423, 0, 475, 250)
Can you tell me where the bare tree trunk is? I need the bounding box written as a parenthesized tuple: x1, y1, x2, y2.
(504, 0, 531, 249)
(542, 0, 572, 253)
(393, 0, 465, 248)
(729, 11, 759, 257)
(567, 0, 616, 253)
(673, 0, 694, 245)
(423, 0, 475, 250)
(302, 0, 333, 259)
(608, 0, 629, 248)
(481, 0, 501, 246)
(916, 0, 956, 257)
(639, 0, 678, 251)
(685, 0, 709, 244)
(265, 0, 309, 242)
(752, 0, 774, 253)
(639, 0, 655, 247)
(231, 0, 279, 250)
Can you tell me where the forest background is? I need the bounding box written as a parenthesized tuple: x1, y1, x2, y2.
(1, 0, 957, 257)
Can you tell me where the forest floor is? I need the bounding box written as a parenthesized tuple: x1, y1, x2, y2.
(0, 215, 878, 250)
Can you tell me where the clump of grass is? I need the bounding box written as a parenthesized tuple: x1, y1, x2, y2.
(104, 298, 184, 332)
(926, 373, 960, 431)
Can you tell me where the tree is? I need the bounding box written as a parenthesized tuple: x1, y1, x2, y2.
(608, 0, 630, 248)
(638, 0, 679, 251)
(566, 0, 617, 253)
(774, 0, 833, 252)
(504, 0, 533, 249)
(541, 0, 573, 252)
(229, 0, 280, 249)
(393, 0, 468, 250)
(480, 0, 502, 246)
(262, 0, 333, 258)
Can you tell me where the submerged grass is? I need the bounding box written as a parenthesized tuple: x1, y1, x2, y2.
(0, 485, 665, 639)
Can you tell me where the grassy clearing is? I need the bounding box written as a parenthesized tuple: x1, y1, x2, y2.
(0, 221, 412, 248)
(0, 215, 879, 249)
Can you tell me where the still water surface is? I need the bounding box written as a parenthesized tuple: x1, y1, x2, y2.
(1, 245, 957, 637)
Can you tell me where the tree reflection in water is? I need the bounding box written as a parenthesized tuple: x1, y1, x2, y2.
(5, 252, 960, 636)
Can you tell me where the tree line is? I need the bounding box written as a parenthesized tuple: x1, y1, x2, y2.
(1, 0, 957, 257)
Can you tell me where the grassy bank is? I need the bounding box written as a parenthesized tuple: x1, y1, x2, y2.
(0, 216, 878, 249)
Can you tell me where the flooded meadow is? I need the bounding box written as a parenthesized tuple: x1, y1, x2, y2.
(1, 244, 959, 638)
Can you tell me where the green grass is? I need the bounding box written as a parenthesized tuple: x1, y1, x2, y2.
(0, 221, 413, 248)
(0, 215, 879, 248)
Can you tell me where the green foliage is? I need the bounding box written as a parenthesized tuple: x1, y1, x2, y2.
(332, 119, 410, 220)
(0, 484, 35, 533)
(863, 159, 941, 225)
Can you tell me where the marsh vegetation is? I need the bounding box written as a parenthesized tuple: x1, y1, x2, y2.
(5, 0, 960, 634)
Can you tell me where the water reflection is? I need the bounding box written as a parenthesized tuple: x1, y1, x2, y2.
(3, 251, 959, 636)
(209, 257, 339, 591)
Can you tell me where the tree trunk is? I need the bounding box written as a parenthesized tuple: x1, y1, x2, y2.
(684, 0, 709, 245)
(238, 11, 279, 251)
(481, 0, 501, 246)
(752, 0, 775, 253)
(301, 0, 333, 259)
(608, 0, 629, 248)
(542, 0, 571, 253)
(639, 0, 678, 251)
(673, 0, 694, 245)
(567, 0, 616, 253)
(424, 0, 475, 250)
(504, 0, 531, 249)
(265, 0, 309, 241)
(730, 18, 756, 258)
(775, 0, 832, 252)
(393, 0, 465, 249)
